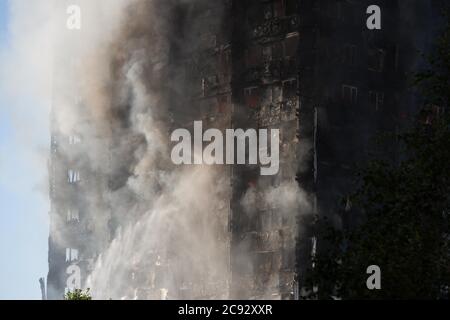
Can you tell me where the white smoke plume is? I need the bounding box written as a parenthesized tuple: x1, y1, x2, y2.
(50, 0, 232, 299)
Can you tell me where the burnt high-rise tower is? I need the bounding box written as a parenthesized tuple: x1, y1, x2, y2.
(47, 0, 443, 300)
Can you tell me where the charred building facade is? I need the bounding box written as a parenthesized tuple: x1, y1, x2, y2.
(295, 0, 442, 293)
(230, 0, 302, 299)
(47, 0, 442, 300)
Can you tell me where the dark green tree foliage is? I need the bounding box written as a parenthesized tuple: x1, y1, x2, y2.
(64, 289, 92, 300)
(305, 13, 450, 299)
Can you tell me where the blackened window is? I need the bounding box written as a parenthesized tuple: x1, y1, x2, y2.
(262, 45, 272, 61)
(244, 87, 260, 108)
(264, 3, 273, 19)
(336, 2, 344, 21)
(246, 45, 262, 67)
(272, 41, 283, 60)
(343, 44, 357, 66)
(283, 79, 297, 99)
(342, 85, 358, 105)
(284, 34, 299, 58)
(394, 45, 400, 71)
(273, 0, 285, 18)
(202, 75, 218, 97)
(217, 95, 228, 114)
(285, 0, 298, 16)
(369, 91, 384, 111)
(247, 4, 264, 26)
(368, 49, 386, 72)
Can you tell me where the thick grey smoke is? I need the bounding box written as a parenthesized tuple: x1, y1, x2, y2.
(49, 0, 232, 299)
(87, 167, 230, 299)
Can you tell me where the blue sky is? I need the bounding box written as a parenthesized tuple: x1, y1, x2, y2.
(0, 0, 49, 299)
